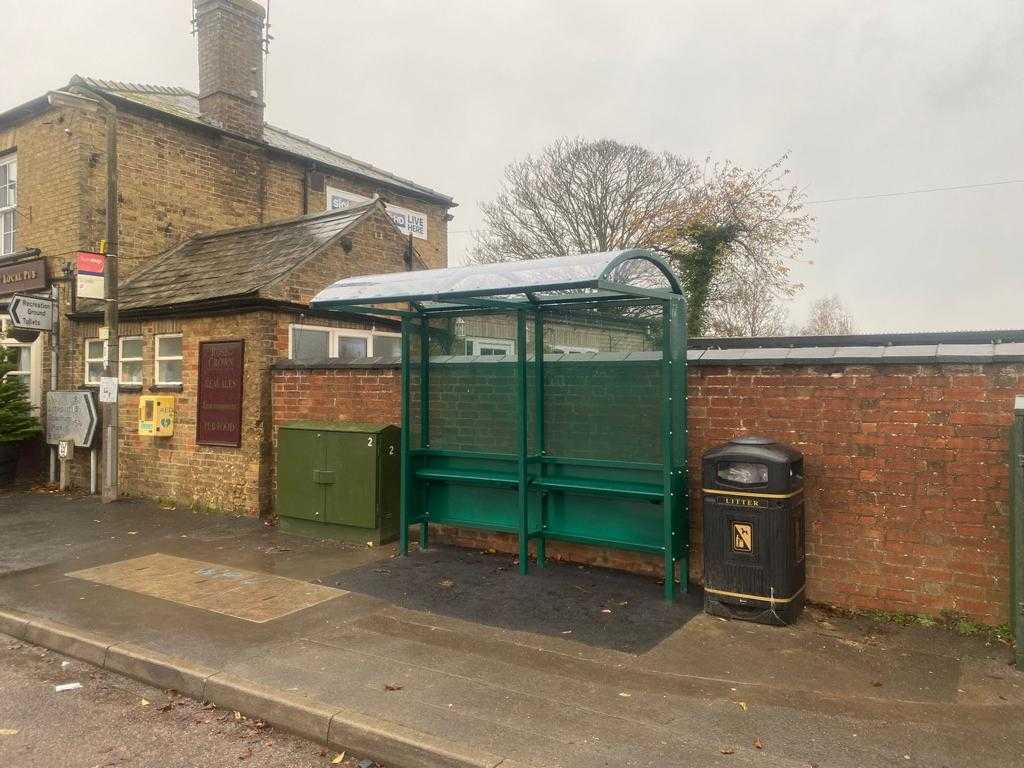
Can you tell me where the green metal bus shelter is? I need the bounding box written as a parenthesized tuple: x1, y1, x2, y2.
(311, 249, 690, 600)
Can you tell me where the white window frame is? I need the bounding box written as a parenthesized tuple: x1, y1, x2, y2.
(288, 324, 401, 361)
(1, 315, 41, 408)
(0, 153, 16, 256)
(119, 336, 144, 386)
(84, 338, 107, 385)
(154, 333, 183, 386)
(465, 336, 514, 356)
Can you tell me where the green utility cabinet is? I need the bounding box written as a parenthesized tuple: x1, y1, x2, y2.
(277, 421, 400, 544)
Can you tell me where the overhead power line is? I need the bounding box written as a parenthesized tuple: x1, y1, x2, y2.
(807, 178, 1024, 205)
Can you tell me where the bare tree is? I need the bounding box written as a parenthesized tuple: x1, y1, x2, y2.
(799, 294, 856, 335)
(471, 138, 813, 330)
(706, 264, 792, 337)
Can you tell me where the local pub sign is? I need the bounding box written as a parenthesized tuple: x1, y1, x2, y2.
(0, 257, 47, 298)
(196, 340, 244, 447)
(326, 186, 428, 240)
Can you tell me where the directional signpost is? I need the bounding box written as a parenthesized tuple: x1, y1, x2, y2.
(46, 391, 99, 491)
(9, 294, 54, 332)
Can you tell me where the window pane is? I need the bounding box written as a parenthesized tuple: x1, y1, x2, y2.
(158, 360, 182, 384)
(121, 338, 143, 359)
(16, 346, 30, 370)
(337, 336, 368, 359)
(291, 328, 329, 362)
(157, 335, 182, 358)
(87, 339, 105, 360)
(120, 361, 143, 384)
(372, 335, 401, 358)
(87, 362, 104, 383)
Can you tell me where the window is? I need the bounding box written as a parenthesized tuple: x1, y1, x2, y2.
(0, 154, 15, 255)
(84, 339, 106, 384)
(288, 325, 402, 362)
(549, 344, 598, 355)
(119, 336, 143, 385)
(155, 334, 183, 385)
(465, 337, 514, 356)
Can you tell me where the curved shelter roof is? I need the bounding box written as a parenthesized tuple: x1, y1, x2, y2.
(311, 249, 682, 313)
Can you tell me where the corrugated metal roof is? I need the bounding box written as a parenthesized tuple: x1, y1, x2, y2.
(109, 202, 376, 312)
(70, 77, 454, 205)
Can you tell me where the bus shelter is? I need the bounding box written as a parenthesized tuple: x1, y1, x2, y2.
(311, 249, 690, 600)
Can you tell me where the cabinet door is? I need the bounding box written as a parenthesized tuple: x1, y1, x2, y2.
(323, 431, 378, 528)
(278, 429, 326, 521)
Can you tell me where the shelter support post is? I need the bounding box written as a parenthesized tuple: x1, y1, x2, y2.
(671, 296, 690, 595)
(516, 309, 529, 575)
(1011, 396, 1024, 671)
(534, 309, 546, 568)
(399, 317, 412, 556)
(661, 300, 675, 601)
(418, 317, 430, 551)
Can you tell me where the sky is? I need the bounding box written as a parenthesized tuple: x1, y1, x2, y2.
(4, 0, 1022, 333)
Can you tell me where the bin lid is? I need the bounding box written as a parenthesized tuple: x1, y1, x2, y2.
(703, 436, 802, 464)
(280, 421, 396, 434)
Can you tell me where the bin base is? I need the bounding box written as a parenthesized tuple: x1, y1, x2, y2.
(279, 516, 398, 546)
(703, 590, 804, 626)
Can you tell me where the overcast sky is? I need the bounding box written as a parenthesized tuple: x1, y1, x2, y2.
(5, 0, 1022, 332)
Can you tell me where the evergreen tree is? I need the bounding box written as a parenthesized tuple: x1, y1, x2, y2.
(0, 346, 42, 443)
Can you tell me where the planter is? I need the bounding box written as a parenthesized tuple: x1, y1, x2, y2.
(0, 441, 20, 486)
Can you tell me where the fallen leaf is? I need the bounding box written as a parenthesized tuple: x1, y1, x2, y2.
(233, 710, 243, 720)
(618, 692, 632, 698)
(127, 531, 138, 535)
(0, 729, 18, 736)
(754, 737, 764, 750)
(439, 579, 455, 588)
(720, 747, 735, 755)
(738, 701, 748, 712)
(601, 609, 612, 614)
(384, 684, 403, 692)
(332, 753, 347, 764)
(140, 699, 150, 706)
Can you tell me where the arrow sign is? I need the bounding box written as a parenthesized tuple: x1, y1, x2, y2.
(46, 391, 99, 448)
(9, 294, 54, 332)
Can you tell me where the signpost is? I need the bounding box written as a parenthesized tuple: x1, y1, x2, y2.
(76, 252, 106, 300)
(8, 294, 54, 332)
(46, 391, 99, 448)
(46, 391, 99, 491)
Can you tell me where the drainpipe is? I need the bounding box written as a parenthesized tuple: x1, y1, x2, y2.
(48, 88, 119, 502)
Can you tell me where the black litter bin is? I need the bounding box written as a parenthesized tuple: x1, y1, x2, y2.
(702, 436, 805, 625)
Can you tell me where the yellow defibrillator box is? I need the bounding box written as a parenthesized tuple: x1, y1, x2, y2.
(138, 395, 175, 436)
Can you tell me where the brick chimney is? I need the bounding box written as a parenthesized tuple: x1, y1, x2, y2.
(194, 0, 266, 138)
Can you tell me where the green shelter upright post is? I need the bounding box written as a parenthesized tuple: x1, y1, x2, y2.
(1011, 396, 1024, 671)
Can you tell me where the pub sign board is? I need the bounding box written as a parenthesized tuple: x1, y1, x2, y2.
(0, 257, 47, 298)
(197, 340, 244, 447)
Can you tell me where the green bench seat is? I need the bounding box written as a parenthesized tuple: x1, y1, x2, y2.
(414, 467, 518, 487)
(531, 475, 663, 501)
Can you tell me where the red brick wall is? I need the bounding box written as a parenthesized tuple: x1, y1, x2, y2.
(271, 360, 1023, 624)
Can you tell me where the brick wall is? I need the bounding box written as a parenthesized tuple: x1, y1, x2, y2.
(270, 358, 1023, 624)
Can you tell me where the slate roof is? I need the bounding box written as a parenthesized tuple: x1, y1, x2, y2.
(110, 200, 380, 312)
(67, 77, 454, 206)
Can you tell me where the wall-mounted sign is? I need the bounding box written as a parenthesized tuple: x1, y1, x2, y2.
(197, 340, 244, 447)
(76, 251, 105, 300)
(46, 391, 98, 448)
(98, 376, 118, 404)
(8, 294, 54, 332)
(326, 186, 428, 241)
(0, 258, 47, 298)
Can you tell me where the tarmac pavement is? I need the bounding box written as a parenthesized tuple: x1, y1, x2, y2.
(1, 488, 1022, 768)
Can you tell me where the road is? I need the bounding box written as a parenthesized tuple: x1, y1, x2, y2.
(0, 634, 366, 768)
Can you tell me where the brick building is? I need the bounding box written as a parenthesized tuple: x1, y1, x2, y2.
(0, 0, 454, 510)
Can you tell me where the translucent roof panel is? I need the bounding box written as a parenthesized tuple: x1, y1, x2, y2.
(311, 249, 681, 308)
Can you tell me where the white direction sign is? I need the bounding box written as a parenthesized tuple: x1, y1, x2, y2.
(8, 294, 54, 332)
(46, 391, 99, 448)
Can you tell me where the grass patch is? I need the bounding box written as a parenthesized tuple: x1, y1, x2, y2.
(861, 608, 1011, 645)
